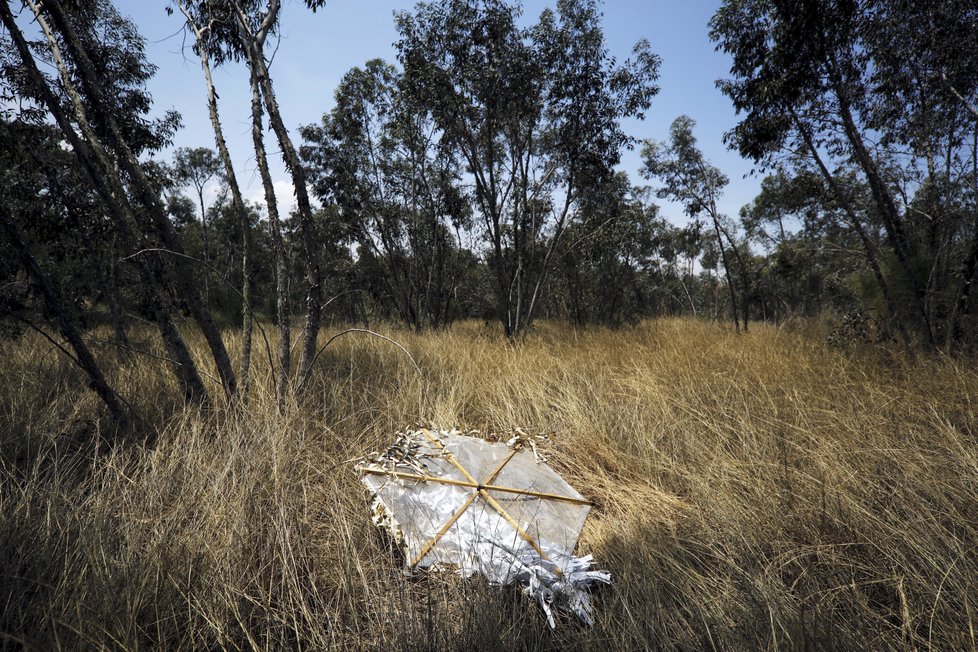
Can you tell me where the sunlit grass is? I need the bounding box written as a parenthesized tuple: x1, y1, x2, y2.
(1, 318, 976, 649)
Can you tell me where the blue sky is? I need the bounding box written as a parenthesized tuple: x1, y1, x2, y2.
(123, 0, 760, 223)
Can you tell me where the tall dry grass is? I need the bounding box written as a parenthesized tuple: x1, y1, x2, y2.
(1, 318, 976, 650)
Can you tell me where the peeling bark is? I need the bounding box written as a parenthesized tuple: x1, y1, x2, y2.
(177, 1, 254, 398)
(230, 0, 322, 388)
(0, 1, 208, 402)
(250, 65, 291, 407)
(39, 0, 238, 396)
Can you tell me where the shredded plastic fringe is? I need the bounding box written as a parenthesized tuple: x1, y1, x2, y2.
(478, 542, 611, 628)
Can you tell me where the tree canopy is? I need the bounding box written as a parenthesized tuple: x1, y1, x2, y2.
(2, 0, 978, 420)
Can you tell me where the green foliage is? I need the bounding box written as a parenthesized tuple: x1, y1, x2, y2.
(60, 0, 182, 153)
(5, 0, 978, 381)
(741, 170, 860, 317)
(301, 59, 471, 328)
(0, 118, 139, 340)
(711, 0, 978, 347)
(642, 116, 752, 330)
(394, 0, 660, 335)
(642, 116, 730, 219)
(549, 174, 668, 325)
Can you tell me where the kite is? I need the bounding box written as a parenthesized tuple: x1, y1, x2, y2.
(360, 428, 610, 627)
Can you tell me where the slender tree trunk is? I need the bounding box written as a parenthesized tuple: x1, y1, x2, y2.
(492, 230, 512, 337)
(678, 272, 697, 317)
(240, 216, 254, 397)
(716, 217, 750, 332)
(710, 216, 741, 333)
(250, 67, 291, 408)
(458, 136, 512, 335)
(948, 237, 978, 348)
(477, 191, 510, 335)
(230, 7, 322, 386)
(105, 239, 131, 351)
(0, 2, 207, 402)
(39, 0, 238, 396)
(197, 187, 210, 305)
(523, 192, 572, 332)
(0, 209, 128, 425)
(179, 1, 254, 397)
(370, 221, 416, 327)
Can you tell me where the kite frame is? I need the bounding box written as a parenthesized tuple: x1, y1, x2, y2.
(361, 429, 591, 572)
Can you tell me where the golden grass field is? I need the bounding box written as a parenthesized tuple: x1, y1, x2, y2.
(1, 318, 976, 650)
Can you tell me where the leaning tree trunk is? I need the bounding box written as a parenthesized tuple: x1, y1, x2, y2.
(179, 1, 254, 398)
(826, 53, 934, 348)
(240, 210, 254, 397)
(716, 219, 750, 332)
(709, 214, 742, 333)
(196, 186, 211, 306)
(1, 1, 208, 402)
(105, 240, 132, 352)
(523, 184, 573, 334)
(252, 56, 322, 386)
(791, 109, 913, 351)
(0, 209, 128, 425)
(39, 0, 238, 398)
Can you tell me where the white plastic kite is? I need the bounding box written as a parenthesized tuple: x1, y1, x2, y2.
(360, 428, 610, 627)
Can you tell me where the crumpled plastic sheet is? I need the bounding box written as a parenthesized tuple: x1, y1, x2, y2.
(361, 429, 611, 627)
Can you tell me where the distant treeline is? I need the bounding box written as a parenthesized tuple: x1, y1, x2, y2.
(2, 0, 977, 415)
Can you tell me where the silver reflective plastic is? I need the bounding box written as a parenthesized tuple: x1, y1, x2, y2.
(360, 429, 611, 627)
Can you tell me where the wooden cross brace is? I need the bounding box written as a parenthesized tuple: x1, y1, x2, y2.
(364, 430, 588, 575)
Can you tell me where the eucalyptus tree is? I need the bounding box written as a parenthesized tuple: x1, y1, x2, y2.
(46, 0, 241, 392)
(741, 170, 830, 318)
(869, 0, 978, 347)
(176, 0, 331, 395)
(246, 62, 288, 401)
(551, 172, 669, 325)
(0, 0, 232, 402)
(171, 0, 257, 394)
(740, 169, 885, 322)
(0, 120, 130, 423)
(395, 0, 659, 336)
(227, 0, 323, 384)
(710, 0, 978, 348)
(642, 116, 750, 331)
(171, 147, 222, 300)
(301, 59, 471, 329)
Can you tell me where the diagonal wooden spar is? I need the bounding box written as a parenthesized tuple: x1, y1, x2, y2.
(408, 442, 518, 567)
(385, 429, 576, 573)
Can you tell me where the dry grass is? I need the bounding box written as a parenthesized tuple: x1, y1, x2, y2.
(1, 318, 977, 650)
